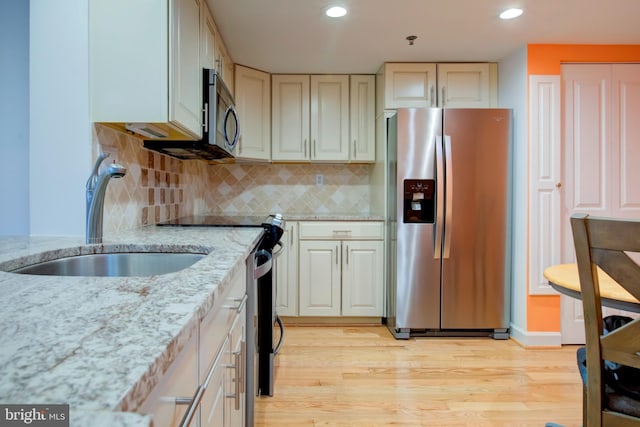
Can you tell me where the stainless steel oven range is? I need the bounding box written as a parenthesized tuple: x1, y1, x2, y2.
(156, 213, 285, 425)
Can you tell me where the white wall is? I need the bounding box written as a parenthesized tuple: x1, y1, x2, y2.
(29, 0, 92, 236)
(498, 46, 528, 339)
(0, 0, 30, 236)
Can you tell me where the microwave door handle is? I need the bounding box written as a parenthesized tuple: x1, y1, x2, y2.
(224, 105, 240, 149)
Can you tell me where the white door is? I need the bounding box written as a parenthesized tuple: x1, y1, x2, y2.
(560, 63, 640, 343)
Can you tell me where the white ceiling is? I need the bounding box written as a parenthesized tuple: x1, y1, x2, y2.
(206, 0, 640, 74)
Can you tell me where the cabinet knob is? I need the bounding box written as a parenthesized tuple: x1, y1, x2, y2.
(556, 182, 562, 189)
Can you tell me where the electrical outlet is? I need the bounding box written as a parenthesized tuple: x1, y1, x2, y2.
(316, 174, 324, 186)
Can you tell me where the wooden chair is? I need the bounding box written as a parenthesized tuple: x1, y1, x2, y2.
(570, 213, 640, 427)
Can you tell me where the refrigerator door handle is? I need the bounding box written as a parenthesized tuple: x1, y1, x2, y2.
(443, 135, 453, 259)
(435, 136, 444, 259)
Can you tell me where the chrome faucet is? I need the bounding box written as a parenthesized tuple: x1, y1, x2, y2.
(86, 152, 126, 244)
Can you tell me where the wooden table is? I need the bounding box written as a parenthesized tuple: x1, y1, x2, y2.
(544, 263, 640, 313)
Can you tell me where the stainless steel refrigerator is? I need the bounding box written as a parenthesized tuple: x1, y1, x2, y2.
(386, 108, 512, 339)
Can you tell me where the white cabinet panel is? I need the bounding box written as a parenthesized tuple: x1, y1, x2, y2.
(299, 240, 341, 316)
(311, 75, 350, 161)
(90, 0, 204, 139)
(171, 0, 202, 136)
(350, 75, 376, 162)
(436, 63, 491, 108)
(235, 65, 271, 161)
(341, 240, 384, 316)
(271, 75, 310, 161)
(383, 63, 437, 108)
(140, 334, 199, 427)
(298, 221, 384, 317)
(276, 222, 298, 316)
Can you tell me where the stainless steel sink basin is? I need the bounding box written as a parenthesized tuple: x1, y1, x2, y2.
(10, 252, 206, 277)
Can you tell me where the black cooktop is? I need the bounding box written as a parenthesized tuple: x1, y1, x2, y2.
(156, 214, 270, 227)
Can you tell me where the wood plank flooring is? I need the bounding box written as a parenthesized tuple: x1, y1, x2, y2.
(254, 325, 583, 426)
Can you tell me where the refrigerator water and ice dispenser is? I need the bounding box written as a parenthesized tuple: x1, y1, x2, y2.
(403, 179, 435, 223)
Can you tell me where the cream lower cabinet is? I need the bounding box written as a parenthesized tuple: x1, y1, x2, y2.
(275, 222, 299, 316)
(298, 222, 384, 317)
(142, 263, 247, 427)
(139, 333, 199, 427)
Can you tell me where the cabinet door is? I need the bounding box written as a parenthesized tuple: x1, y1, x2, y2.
(350, 75, 375, 162)
(140, 334, 199, 427)
(235, 65, 271, 161)
(276, 222, 299, 316)
(299, 240, 341, 316)
(170, 0, 203, 137)
(200, 2, 216, 69)
(226, 304, 246, 426)
(200, 336, 230, 427)
(384, 63, 437, 108)
(436, 63, 491, 108)
(342, 240, 384, 316)
(272, 75, 310, 161)
(310, 75, 349, 161)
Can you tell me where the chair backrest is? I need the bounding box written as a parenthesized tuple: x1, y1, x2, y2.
(570, 213, 640, 427)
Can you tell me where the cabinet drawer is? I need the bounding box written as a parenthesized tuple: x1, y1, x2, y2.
(298, 221, 383, 240)
(199, 264, 246, 383)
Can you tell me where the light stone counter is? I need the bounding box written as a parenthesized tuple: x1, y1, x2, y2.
(0, 226, 263, 426)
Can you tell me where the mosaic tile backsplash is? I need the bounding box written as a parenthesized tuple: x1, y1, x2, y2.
(94, 125, 373, 234)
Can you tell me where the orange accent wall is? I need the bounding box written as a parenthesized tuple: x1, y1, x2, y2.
(526, 44, 640, 332)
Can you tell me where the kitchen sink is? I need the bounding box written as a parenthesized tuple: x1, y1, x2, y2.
(10, 252, 206, 277)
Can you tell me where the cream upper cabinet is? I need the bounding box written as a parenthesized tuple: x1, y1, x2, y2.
(171, 0, 202, 135)
(272, 75, 350, 162)
(200, 2, 216, 70)
(298, 221, 384, 317)
(378, 62, 496, 109)
(310, 75, 350, 162)
(234, 65, 271, 161)
(382, 63, 437, 109)
(90, 0, 203, 139)
(350, 75, 376, 162)
(436, 63, 493, 108)
(271, 75, 310, 161)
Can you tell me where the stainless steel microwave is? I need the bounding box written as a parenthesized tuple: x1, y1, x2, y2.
(143, 69, 240, 160)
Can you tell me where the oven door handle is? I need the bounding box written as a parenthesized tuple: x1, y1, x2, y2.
(254, 249, 272, 280)
(272, 241, 284, 258)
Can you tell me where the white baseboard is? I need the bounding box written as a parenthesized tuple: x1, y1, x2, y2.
(509, 323, 562, 347)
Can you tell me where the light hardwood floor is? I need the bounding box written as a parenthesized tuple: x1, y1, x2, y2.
(254, 325, 583, 427)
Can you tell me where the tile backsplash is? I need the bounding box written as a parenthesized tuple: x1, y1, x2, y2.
(94, 125, 373, 234)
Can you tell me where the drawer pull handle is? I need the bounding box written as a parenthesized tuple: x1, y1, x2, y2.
(176, 385, 205, 427)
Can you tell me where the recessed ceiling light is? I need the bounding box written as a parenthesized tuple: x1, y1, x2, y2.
(499, 8, 523, 19)
(326, 6, 347, 18)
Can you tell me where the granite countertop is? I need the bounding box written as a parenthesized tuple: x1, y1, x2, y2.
(0, 226, 263, 426)
(283, 213, 384, 221)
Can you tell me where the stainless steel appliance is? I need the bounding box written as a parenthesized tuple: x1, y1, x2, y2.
(143, 69, 239, 160)
(156, 213, 285, 425)
(386, 108, 512, 339)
